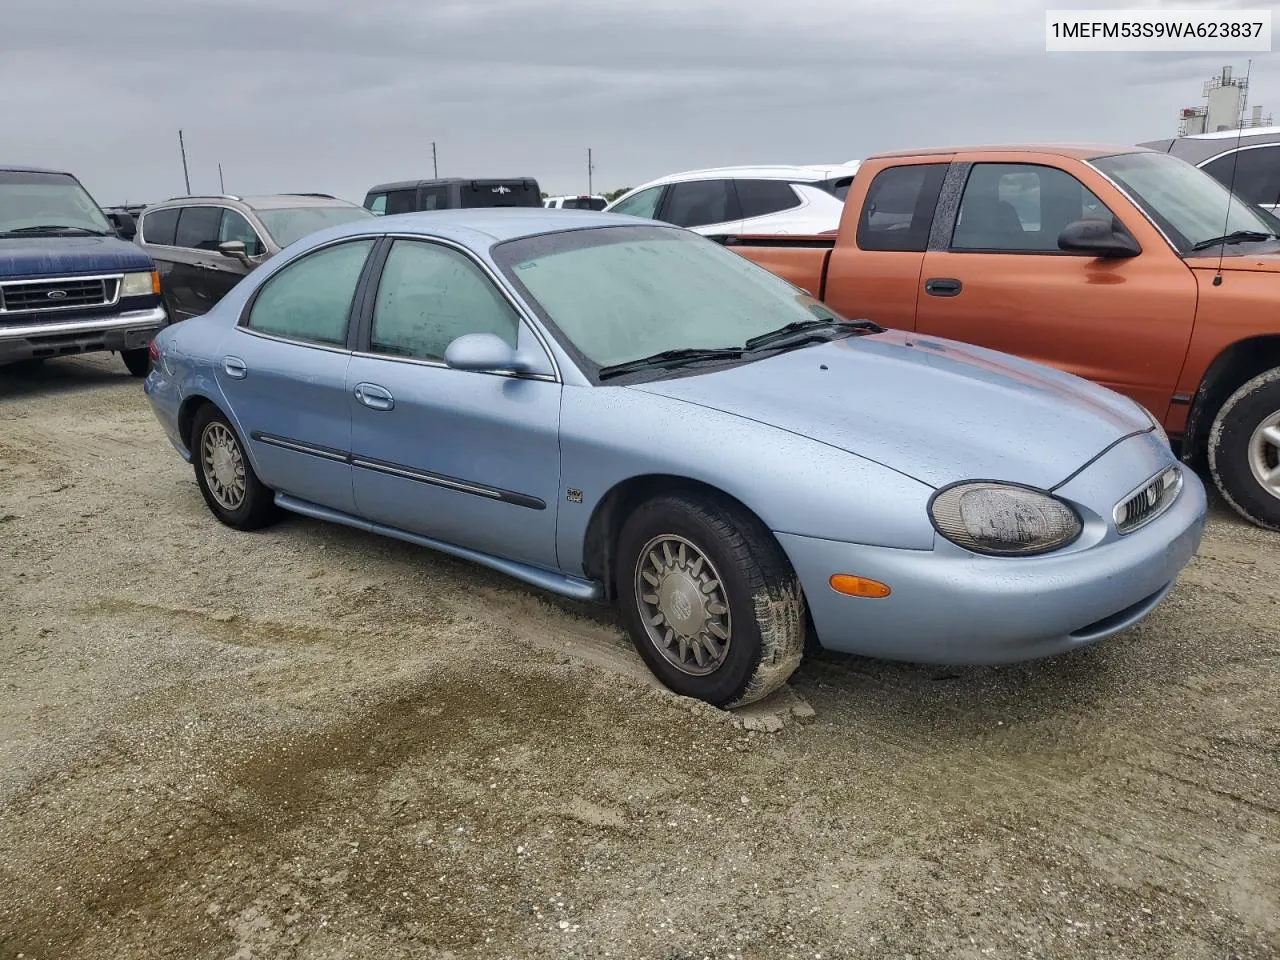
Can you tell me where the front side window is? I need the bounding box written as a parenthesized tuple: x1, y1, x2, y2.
(369, 239, 519, 361)
(952, 163, 1112, 252)
(609, 186, 664, 220)
(1091, 151, 1280, 253)
(737, 180, 801, 220)
(141, 207, 179, 246)
(218, 209, 265, 257)
(661, 179, 737, 228)
(856, 164, 947, 252)
(174, 206, 223, 251)
(495, 225, 843, 373)
(1201, 145, 1280, 208)
(255, 205, 374, 249)
(245, 239, 374, 345)
(0, 170, 113, 236)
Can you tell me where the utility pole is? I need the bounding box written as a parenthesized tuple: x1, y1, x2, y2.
(587, 147, 594, 195)
(432, 141, 438, 178)
(218, 163, 225, 193)
(178, 130, 191, 195)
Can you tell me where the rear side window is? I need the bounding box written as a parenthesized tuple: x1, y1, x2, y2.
(384, 190, 418, 215)
(174, 206, 223, 250)
(245, 239, 374, 345)
(661, 179, 738, 228)
(1202, 145, 1280, 208)
(737, 180, 801, 219)
(420, 186, 451, 210)
(856, 164, 948, 252)
(142, 208, 179, 245)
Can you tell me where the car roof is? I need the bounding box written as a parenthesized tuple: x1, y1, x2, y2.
(312, 207, 648, 245)
(1138, 127, 1280, 164)
(366, 177, 539, 193)
(866, 143, 1150, 160)
(635, 163, 859, 189)
(0, 164, 75, 176)
(142, 193, 361, 212)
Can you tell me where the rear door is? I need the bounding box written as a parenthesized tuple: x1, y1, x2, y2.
(168, 205, 225, 320)
(138, 207, 182, 317)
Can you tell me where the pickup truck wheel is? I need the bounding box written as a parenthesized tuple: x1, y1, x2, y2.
(1208, 368, 1280, 531)
(614, 492, 806, 708)
(191, 405, 278, 531)
(121, 348, 151, 378)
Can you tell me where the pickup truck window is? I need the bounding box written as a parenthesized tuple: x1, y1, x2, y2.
(661, 180, 737, 229)
(1091, 151, 1280, 254)
(856, 164, 947, 252)
(0, 170, 113, 236)
(952, 163, 1110, 253)
(1201, 145, 1280, 209)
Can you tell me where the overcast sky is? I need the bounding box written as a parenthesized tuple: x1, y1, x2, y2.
(2, 0, 1275, 204)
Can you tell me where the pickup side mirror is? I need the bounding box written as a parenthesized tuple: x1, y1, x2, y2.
(444, 332, 550, 376)
(1057, 217, 1141, 258)
(217, 240, 254, 267)
(108, 211, 136, 240)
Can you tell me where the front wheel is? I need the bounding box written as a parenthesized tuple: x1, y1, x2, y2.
(1208, 368, 1280, 531)
(191, 404, 279, 530)
(121, 347, 151, 378)
(614, 492, 806, 708)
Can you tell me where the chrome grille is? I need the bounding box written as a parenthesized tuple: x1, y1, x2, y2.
(1114, 466, 1182, 535)
(0, 275, 120, 314)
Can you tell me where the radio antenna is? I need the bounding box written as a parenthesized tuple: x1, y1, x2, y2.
(1214, 58, 1252, 287)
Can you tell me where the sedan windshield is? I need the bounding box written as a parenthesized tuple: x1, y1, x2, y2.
(256, 205, 375, 248)
(0, 170, 112, 236)
(1090, 151, 1280, 253)
(493, 225, 847, 373)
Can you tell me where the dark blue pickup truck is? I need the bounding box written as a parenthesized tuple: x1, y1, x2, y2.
(1, 165, 166, 376)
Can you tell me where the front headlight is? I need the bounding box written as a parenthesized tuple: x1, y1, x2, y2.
(930, 482, 1082, 556)
(120, 270, 159, 298)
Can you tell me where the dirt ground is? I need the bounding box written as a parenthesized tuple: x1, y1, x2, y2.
(0, 354, 1276, 960)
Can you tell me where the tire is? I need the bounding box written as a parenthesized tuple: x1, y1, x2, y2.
(190, 404, 279, 530)
(121, 347, 151, 378)
(614, 492, 806, 708)
(1207, 367, 1280, 531)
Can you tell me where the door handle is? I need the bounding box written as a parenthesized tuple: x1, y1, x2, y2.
(925, 278, 963, 297)
(222, 356, 247, 379)
(354, 382, 395, 411)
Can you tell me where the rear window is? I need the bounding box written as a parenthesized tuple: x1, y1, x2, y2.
(460, 181, 542, 208)
(561, 197, 607, 211)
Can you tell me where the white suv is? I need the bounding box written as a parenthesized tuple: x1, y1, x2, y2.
(603, 163, 859, 237)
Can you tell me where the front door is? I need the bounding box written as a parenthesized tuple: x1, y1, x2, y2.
(217, 237, 377, 513)
(347, 237, 562, 569)
(914, 161, 1196, 418)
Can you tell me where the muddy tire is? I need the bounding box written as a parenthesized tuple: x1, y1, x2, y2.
(191, 404, 278, 531)
(121, 347, 151, 378)
(1208, 368, 1280, 532)
(614, 492, 806, 708)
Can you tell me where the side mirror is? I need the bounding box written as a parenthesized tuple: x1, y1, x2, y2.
(108, 211, 136, 240)
(444, 333, 539, 374)
(218, 240, 253, 266)
(1057, 218, 1141, 258)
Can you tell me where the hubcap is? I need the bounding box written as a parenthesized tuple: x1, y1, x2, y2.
(634, 535, 731, 677)
(201, 422, 247, 511)
(1248, 411, 1280, 502)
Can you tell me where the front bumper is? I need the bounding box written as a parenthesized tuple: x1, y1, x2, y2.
(779, 461, 1208, 665)
(0, 306, 167, 363)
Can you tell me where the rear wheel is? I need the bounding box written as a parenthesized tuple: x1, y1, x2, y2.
(121, 347, 151, 378)
(614, 492, 806, 708)
(1208, 368, 1280, 531)
(191, 404, 278, 530)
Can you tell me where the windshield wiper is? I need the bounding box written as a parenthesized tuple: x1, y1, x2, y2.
(0, 224, 110, 237)
(1190, 230, 1276, 251)
(597, 346, 745, 381)
(744, 317, 884, 351)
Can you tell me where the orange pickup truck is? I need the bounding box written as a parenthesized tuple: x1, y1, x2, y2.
(727, 143, 1280, 531)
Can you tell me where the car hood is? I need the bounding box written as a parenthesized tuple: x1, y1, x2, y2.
(0, 235, 153, 279)
(629, 330, 1152, 490)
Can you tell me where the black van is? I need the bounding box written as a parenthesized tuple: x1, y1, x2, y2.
(363, 178, 542, 215)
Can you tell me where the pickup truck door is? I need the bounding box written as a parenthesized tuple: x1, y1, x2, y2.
(913, 158, 1197, 420)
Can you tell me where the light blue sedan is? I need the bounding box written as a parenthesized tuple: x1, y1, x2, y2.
(144, 209, 1208, 707)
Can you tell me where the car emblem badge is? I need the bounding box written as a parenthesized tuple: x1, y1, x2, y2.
(670, 591, 694, 621)
(493, 185, 511, 194)
(565, 488, 583, 503)
(46, 289, 67, 300)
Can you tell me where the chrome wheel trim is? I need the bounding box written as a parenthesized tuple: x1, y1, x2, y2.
(634, 534, 732, 677)
(1247, 411, 1280, 502)
(201, 422, 247, 511)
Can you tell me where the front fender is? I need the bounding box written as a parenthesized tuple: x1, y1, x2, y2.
(555, 385, 936, 576)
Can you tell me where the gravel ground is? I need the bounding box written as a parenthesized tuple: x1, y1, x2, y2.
(1, 354, 1277, 960)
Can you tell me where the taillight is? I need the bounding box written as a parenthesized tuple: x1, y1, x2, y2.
(148, 339, 160, 364)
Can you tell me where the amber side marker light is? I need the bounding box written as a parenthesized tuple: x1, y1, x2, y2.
(829, 574, 892, 599)
(150, 271, 161, 295)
